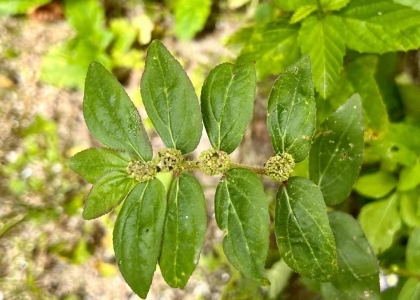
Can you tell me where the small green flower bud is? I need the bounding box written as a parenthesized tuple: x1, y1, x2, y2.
(265, 153, 295, 182)
(154, 148, 184, 173)
(127, 160, 157, 182)
(199, 149, 230, 175)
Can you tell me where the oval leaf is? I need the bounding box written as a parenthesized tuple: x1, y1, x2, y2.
(83, 61, 152, 161)
(354, 172, 397, 199)
(201, 62, 256, 154)
(113, 179, 166, 298)
(398, 278, 420, 300)
(140, 40, 202, 154)
(215, 168, 270, 285)
(83, 171, 136, 220)
(267, 55, 316, 162)
(406, 227, 420, 273)
(309, 94, 364, 205)
(358, 194, 402, 254)
(67, 147, 132, 184)
(275, 176, 337, 281)
(327, 211, 380, 299)
(159, 173, 207, 288)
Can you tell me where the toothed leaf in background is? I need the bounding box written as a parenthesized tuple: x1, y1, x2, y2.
(340, 0, 420, 53)
(298, 15, 346, 98)
(237, 19, 301, 79)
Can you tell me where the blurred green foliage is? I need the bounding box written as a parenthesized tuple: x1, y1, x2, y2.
(0, 0, 50, 15)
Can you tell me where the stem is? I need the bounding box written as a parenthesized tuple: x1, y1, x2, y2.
(382, 266, 420, 280)
(230, 162, 266, 176)
(182, 160, 266, 175)
(182, 160, 200, 171)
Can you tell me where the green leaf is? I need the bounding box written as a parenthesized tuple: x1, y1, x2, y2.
(237, 20, 301, 79)
(320, 0, 350, 11)
(340, 0, 420, 53)
(83, 171, 136, 220)
(201, 62, 256, 154)
(298, 15, 346, 98)
(113, 179, 166, 299)
(398, 163, 420, 191)
(215, 168, 270, 285)
(406, 227, 420, 273)
(174, 0, 211, 40)
(83, 61, 152, 161)
(226, 25, 254, 50)
(358, 194, 402, 254)
(398, 278, 420, 300)
(394, 0, 420, 11)
(265, 260, 293, 299)
(372, 123, 420, 167)
(354, 172, 397, 199)
(0, 0, 49, 15)
(327, 211, 380, 299)
(109, 18, 138, 53)
(267, 55, 316, 162)
(309, 94, 364, 205)
(399, 190, 420, 227)
(64, 0, 109, 36)
(290, 4, 318, 24)
(140, 40, 202, 154)
(275, 176, 337, 281)
(274, 0, 315, 11)
(346, 56, 389, 134)
(67, 148, 132, 184)
(321, 282, 347, 299)
(159, 173, 207, 288)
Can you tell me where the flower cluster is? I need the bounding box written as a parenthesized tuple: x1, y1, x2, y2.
(154, 148, 185, 173)
(264, 153, 295, 182)
(127, 161, 157, 182)
(198, 149, 230, 175)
